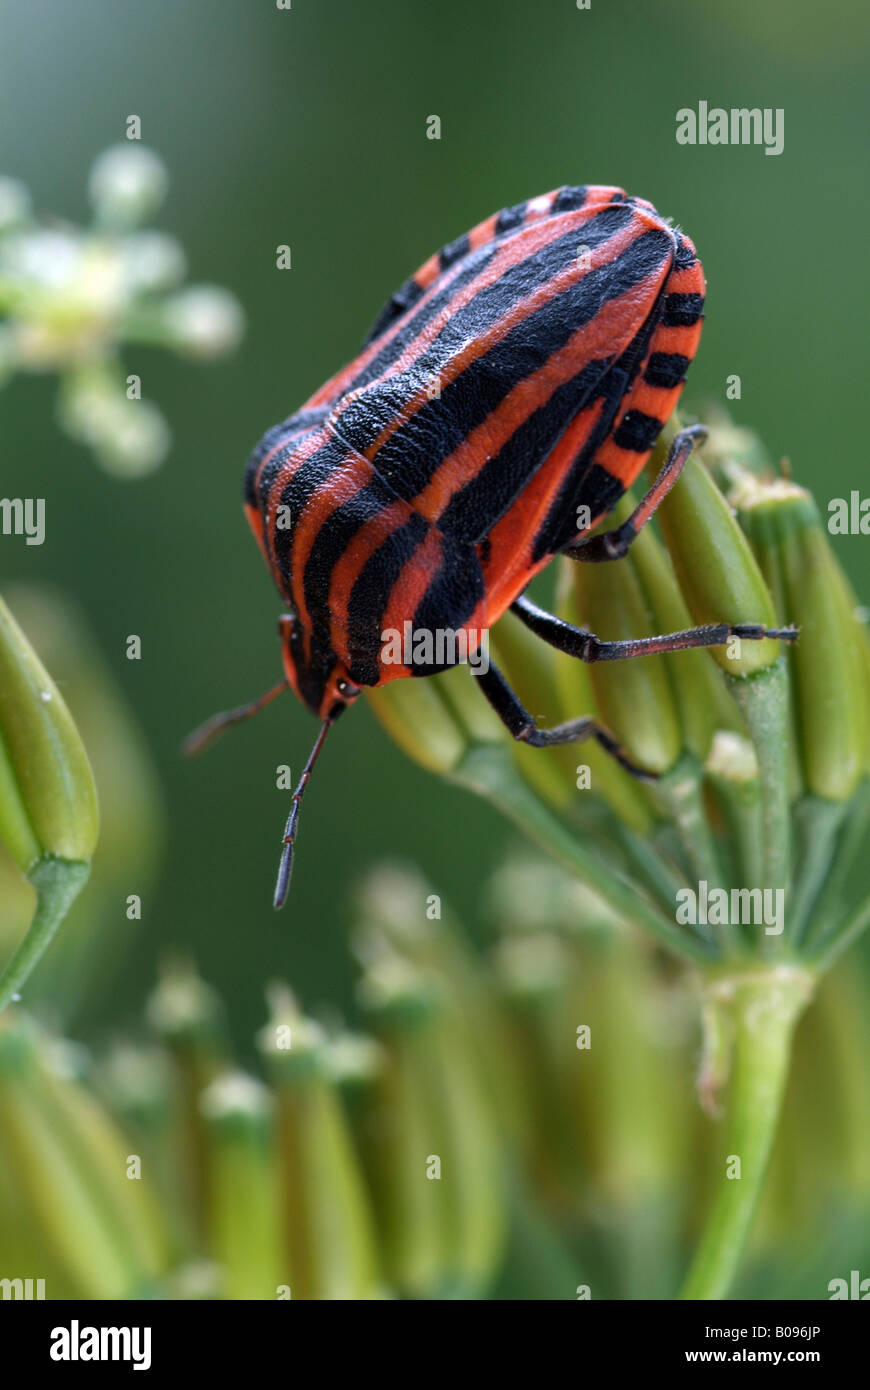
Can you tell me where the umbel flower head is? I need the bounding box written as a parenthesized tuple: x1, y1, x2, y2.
(368, 411, 870, 1300)
(369, 412, 870, 977)
(1, 870, 868, 1302)
(0, 145, 244, 477)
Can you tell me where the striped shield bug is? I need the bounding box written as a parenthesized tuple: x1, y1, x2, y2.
(186, 185, 796, 906)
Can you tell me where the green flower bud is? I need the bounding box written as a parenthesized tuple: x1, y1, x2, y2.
(553, 564, 654, 833)
(624, 503, 736, 758)
(323, 1030, 385, 1095)
(146, 959, 230, 1248)
(732, 476, 869, 801)
(705, 731, 764, 890)
(488, 608, 579, 810)
(354, 862, 527, 1145)
(571, 495, 683, 773)
(0, 1014, 168, 1296)
(199, 1071, 285, 1300)
(653, 449, 782, 677)
(146, 957, 227, 1071)
(493, 931, 584, 1207)
(358, 955, 506, 1297)
(366, 674, 470, 774)
(0, 597, 98, 1011)
(0, 596, 98, 870)
(257, 985, 383, 1300)
(564, 934, 692, 1297)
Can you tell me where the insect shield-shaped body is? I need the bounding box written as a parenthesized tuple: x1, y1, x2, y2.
(188, 185, 792, 906)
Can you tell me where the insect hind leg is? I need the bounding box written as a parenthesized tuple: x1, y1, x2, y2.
(473, 660, 656, 780)
(563, 424, 707, 563)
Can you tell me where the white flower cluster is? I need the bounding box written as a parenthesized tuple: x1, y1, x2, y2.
(0, 145, 244, 477)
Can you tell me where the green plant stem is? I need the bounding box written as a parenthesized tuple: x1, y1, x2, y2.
(0, 858, 90, 1012)
(726, 661, 791, 946)
(680, 966, 814, 1300)
(789, 796, 849, 945)
(612, 821, 690, 919)
(807, 892, 870, 973)
(803, 778, 870, 946)
(451, 745, 715, 965)
(655, 757, 727, 889)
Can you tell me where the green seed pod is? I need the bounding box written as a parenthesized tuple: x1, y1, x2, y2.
(366, 674, 469, 774)
(100, 1043, 193, 1263)
(565, 933, 693, 1298)
(146, 959, 229, 1247)
(353, 862, 528, 1144)
(487, 609, 579, 810)
(199, 1071, 285, 1300)
(0, 597, 99, 1011)
(0, 584, 163, 1019)
(257, 985, 383, 1300)
(553, 563, 654, 833)
(625, 503, 736, 758)
(733, 477, 869, 801)
(0, 1015, 168, 1297)
(0, 597, 98, 870)
(358, 955, 506, 1298)
(493, 931, 586, 1208)
(571, 496, 682, 773)
(653, 452, 781, 676)
(146, 957, 228, 1073)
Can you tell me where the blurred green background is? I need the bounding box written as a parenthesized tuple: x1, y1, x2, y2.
(2, 0, 869, 1048)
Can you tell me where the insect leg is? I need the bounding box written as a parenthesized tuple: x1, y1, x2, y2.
(473, 661, 655, 779)
(510, 593, 797, 659)
(563, 424, 707, 563)
(183, 680, 290, 757)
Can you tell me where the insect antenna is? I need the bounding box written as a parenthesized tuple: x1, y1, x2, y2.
(273, 713, 338, 910)
(182, 680, 290, 757)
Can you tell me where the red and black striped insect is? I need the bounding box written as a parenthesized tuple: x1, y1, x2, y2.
(187, 184, 795, 906)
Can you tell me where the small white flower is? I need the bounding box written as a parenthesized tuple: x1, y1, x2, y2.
(199, 1071, 272, 1121)
(122, 231, 186, 294)
(88, 144, 168, 228)
(95, 397, 171, 478)
(0, 176, 31, 231)
(1, 228, 84, 291)
(162, 285, 245, 358)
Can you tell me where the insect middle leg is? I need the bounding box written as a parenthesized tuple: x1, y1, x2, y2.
(510, 593, 797, 660)
(473, 660, 656, 779)
(563, 424, 707, 564)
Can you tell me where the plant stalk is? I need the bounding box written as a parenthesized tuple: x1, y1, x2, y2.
(680, 965, 814, 1300)
(0, 858, 90, 1012)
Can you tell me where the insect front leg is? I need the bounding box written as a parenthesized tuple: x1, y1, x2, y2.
(473, 660, 656, 779)
(510, 593, 798, 660)
(563, 424, 707, 564)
